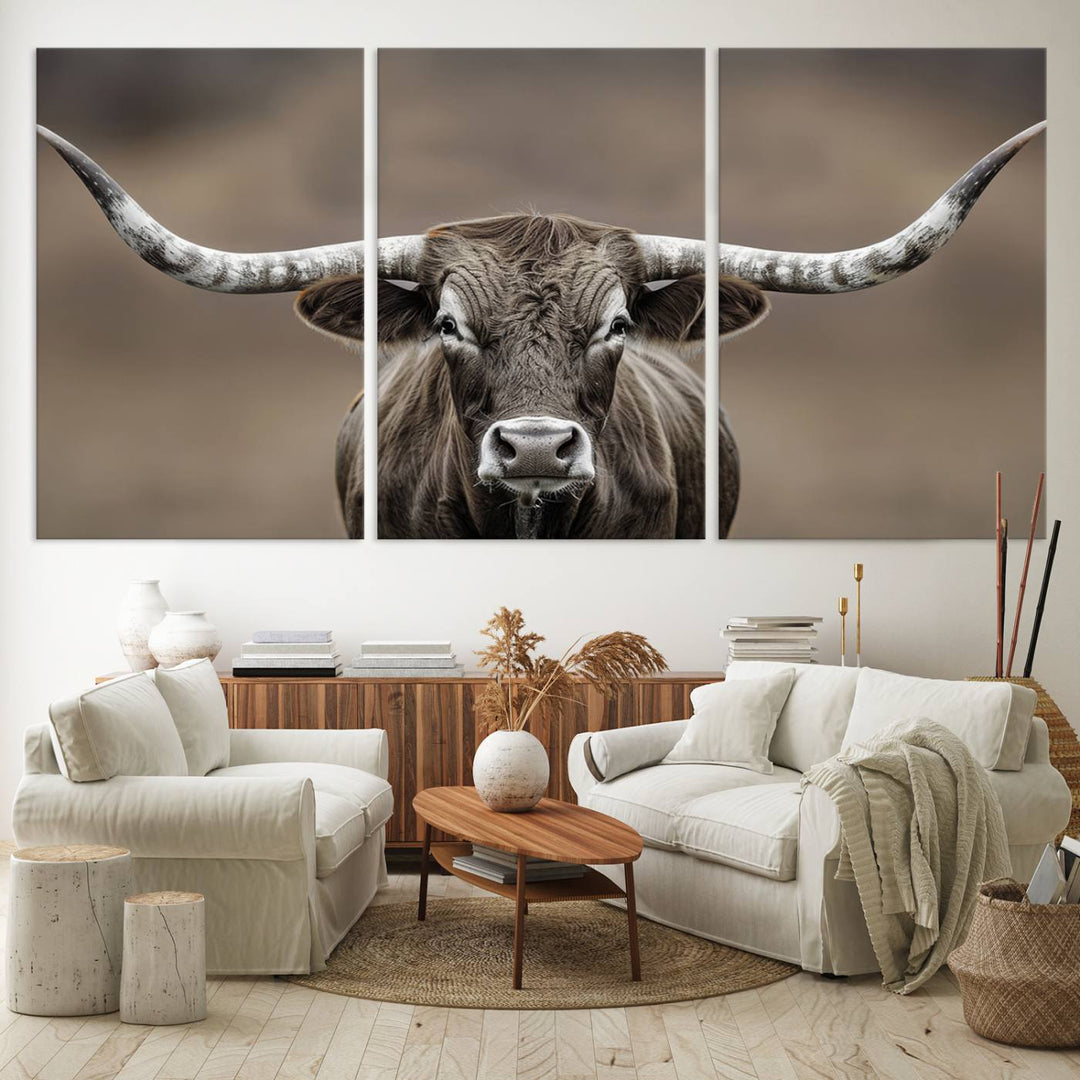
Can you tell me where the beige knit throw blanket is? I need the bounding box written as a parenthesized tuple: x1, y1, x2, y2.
(802, 718, 1011, 994)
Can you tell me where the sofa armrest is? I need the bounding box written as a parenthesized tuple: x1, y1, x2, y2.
(567, 720, 688, 799)
(23, 724, 61, 775)
(228, 728, 389, 780)
(12, 773, 315, 861)
(1025, 717, 1051, 764)
(568, 733, 598, 799)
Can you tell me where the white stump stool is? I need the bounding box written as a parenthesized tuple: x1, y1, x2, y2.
(120, 891, 207, 1025)
(7, 844, 132, 1015)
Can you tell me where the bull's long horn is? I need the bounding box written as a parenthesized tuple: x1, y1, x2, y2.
(37, 125, 424, 291)
(720, 120, 1045, 293)
(635, 235, 705, 279)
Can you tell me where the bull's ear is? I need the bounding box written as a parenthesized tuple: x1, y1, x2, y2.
(294, 276, 433, 345)
(718, 275, 770, 341)
(630, 273, 770, 343)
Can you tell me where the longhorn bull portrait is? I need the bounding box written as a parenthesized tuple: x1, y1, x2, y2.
(37, 121, 1045, 539)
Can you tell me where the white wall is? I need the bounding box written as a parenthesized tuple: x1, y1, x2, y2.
(2, 0, 1078, 835)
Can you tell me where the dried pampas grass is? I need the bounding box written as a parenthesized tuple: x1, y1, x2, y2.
(475, 607, 666, 734)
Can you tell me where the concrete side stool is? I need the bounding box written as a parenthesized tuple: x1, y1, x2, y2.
(120, 891, 207, 1025)
(7, 844, 132, 1015)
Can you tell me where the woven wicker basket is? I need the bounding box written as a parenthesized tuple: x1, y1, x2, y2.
(949, 879, 1080, 1048)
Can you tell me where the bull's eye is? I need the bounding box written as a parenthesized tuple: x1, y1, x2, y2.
(438, 315, 458, 336)
(609, 316, 629, 337)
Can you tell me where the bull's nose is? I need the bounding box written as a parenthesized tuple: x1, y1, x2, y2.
(478, 416, 595, 488)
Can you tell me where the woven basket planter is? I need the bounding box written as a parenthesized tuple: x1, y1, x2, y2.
(949, 879, 1080, 1048)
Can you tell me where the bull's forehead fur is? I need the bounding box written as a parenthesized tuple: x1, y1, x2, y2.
(418, 213, 644, 340)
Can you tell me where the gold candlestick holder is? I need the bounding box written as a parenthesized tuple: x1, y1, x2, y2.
(854, 563, 864, 667)
(838, 596, 849, 667)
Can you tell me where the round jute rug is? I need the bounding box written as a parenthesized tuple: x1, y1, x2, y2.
(287, 898, 797, 1009)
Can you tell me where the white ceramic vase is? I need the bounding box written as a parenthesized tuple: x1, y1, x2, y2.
(472, 729, 550, 812)
(148, 611, 222, 669)
(116, 580, 169, 672)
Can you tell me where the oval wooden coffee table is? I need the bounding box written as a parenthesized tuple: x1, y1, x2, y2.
(413, 786, 643, 990)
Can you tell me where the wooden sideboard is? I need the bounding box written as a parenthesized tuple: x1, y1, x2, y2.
(221, 671, 721, 848)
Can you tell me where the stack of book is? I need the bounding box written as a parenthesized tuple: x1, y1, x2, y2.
(344, 640, 464, 678)
(232, 631, 342, 677)
(1027, 836, 1080, 904)
(723, 616, 822, 665)
(452, 844, 587, 884)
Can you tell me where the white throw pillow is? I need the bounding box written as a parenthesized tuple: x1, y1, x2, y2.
(48, 671, 188, 781)
(151, 658, 230, 775)
(725, 661, 859, 772)
(842, 668, 1036, 771)
(663, 670, 795, 774)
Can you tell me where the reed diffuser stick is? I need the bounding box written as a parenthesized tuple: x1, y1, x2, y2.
(853, 563, 863, 668)
(838, 596, 849, 667)
(1006, 472, 1045, 676)
(1023, 519, 1061, 678)
(995, 472, 1003, 677)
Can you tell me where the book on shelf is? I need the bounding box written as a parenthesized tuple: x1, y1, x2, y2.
(728, 653, 815, 661)
(724, 615, 821, 666)
(348, 655, 459, 668)
(472, 844, 563, 869)
(359, 640, 452, 657)
(726, 616, 823, 627)
(232, 665, 342, 678)
(241, 641, 337, 656)
(231, 654, 342, 669)
(726, 641, 816, 652)
(252, 630, 333, 644)
(451, 852, 587, 885)
(342, 665, 464, 678)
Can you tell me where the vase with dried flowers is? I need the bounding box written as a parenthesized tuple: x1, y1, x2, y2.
(472, 607, 666, 811)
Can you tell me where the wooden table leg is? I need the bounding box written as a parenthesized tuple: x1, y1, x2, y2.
(417, 822, 432, 922)
(512, 852, 527, 989)
(625, 861, 641, 981)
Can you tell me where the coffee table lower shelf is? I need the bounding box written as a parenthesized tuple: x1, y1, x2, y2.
(430, 842, 627, 903)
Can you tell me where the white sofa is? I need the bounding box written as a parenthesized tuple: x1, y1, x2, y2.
(12, 662, 392, 975)
(568, 663, 1071, 976)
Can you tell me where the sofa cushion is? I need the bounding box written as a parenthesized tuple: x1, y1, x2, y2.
(586, 720, 688, 782)
(48, 672, 187, 781)
(663, 671, 794, 774)
(310, 792, 369, 877)
(211, 762, 394, 839)
(725, 661, 859, 772)
(843, 668, 1036, 771)
(678, 783, 802, 881)
(150, 659, 230, 775)
(583, 762, 802, 852)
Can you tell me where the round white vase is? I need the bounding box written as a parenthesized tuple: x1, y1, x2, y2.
(472, 729, 550, 812)
(116, 580, 169, 672)
(148, 611, 222, 669)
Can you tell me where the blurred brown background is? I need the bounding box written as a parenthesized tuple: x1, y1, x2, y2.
(37, 49, 363, 538)
(379, 50, 703, 241)
(720, 49, 1045, 538)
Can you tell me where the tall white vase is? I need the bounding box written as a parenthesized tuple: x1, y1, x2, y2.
(472, 729, 550, 812)
(149, 611, 222, 669)
(116, 580, 169, 671)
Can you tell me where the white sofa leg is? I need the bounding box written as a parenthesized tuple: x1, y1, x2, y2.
(120, 891, 207, 1025)
(7, 845, 132, 1016)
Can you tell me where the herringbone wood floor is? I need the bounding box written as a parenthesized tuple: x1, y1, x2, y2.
(0, 854, 1077, 1080)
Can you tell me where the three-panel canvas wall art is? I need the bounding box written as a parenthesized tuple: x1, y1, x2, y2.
(36, 49, 1046, 540)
